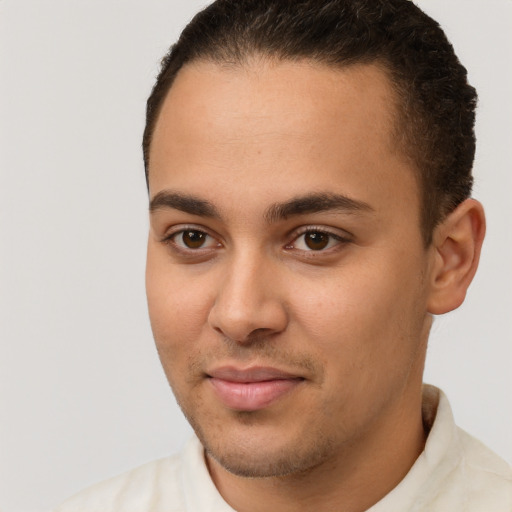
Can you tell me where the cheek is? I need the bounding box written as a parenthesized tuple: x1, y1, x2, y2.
(146, 248, 213, 356)
(288, 255, 429, 426)
(290, 251, 428, 367)
(146, 268, 213, 401)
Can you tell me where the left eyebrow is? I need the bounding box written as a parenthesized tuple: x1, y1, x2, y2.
(264, 192, 374, 224)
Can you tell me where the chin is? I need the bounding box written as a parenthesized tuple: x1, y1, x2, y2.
(199, 421, 336, 479)
(176, 387, 340, 478)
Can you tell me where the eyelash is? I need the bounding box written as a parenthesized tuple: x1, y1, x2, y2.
(162, 225, 221, 255)
(285, 226, 351, 255)
(161, 225, 351, 257)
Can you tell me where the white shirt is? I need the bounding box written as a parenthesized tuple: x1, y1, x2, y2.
(54, 386, 512, 511)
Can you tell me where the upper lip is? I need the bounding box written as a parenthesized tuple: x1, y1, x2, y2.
(207, 366, 303, 383)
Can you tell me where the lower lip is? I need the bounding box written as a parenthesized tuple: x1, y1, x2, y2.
(208, 377, 302, 411)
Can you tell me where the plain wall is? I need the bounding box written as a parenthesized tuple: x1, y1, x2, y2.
(0, 1, 510, 511)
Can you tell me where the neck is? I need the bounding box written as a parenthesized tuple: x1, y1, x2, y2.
(206, 385, 427, 512)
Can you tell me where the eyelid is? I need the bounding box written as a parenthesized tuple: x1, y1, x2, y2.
(161, 222, 215, 238)
(161, 224, 223, 252)
(288, 224, 353, 241)
(285, 225, 353, 252)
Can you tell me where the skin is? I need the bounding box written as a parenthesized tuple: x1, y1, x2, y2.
(145, 59, 485, 512)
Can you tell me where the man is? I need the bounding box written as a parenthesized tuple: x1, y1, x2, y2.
(55, 0, 512, 510)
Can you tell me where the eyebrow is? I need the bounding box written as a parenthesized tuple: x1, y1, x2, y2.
(149, 190, 373, 222)
(149, 191, 219, 218)
(264, 192, 374, 223)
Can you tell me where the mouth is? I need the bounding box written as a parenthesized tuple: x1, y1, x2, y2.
(206, 366, 305, 412)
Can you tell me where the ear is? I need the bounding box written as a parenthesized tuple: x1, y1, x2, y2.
(427, 199, 486, 315)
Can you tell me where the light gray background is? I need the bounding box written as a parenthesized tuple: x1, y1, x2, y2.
(0, 1, 510, 511)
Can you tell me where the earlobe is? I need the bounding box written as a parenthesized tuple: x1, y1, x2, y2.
(427, 199, 486, 315)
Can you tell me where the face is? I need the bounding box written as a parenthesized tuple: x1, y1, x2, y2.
(146, 60, 434, 478)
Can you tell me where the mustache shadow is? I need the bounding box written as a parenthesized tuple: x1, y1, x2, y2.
(187, 332, 323, 380)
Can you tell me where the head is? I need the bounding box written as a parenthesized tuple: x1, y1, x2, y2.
(144, 0, 485, 485)
(143, 0, 478, 246)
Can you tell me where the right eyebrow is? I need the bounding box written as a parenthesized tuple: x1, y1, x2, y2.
(149, 191, 219, 218)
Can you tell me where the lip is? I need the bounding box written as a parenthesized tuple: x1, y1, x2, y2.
(207, 366, 304, 411)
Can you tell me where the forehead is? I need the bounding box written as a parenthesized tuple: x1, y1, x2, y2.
(148, 59, 418, 222)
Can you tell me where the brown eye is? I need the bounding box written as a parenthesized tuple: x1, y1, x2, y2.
(304, 232, 330, 250)
(288, 229, 346, 253)
(181, 230, 207, 249)
(165, 227, 221, 255)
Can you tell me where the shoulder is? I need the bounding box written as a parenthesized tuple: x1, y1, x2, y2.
(458, 427, 512, 476)
(456, 427, 512, 506)
(53, 454, 185, 512)
(53, 436, 234, 512)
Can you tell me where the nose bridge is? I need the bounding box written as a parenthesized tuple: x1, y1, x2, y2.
(208, 245, 287, 342)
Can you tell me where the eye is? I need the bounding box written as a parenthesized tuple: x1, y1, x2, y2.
(166, 228, 220, 250)
(288, 229, 347, 252)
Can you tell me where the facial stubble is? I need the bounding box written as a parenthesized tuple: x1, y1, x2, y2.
(163, 340, 336, 479)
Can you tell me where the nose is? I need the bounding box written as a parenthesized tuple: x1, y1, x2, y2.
(207, 252, 288, 343)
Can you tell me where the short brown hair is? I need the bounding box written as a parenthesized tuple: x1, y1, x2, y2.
(143, 0, 477, 245)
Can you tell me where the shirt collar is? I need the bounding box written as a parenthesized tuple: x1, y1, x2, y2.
(180, 436, 237, 512)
